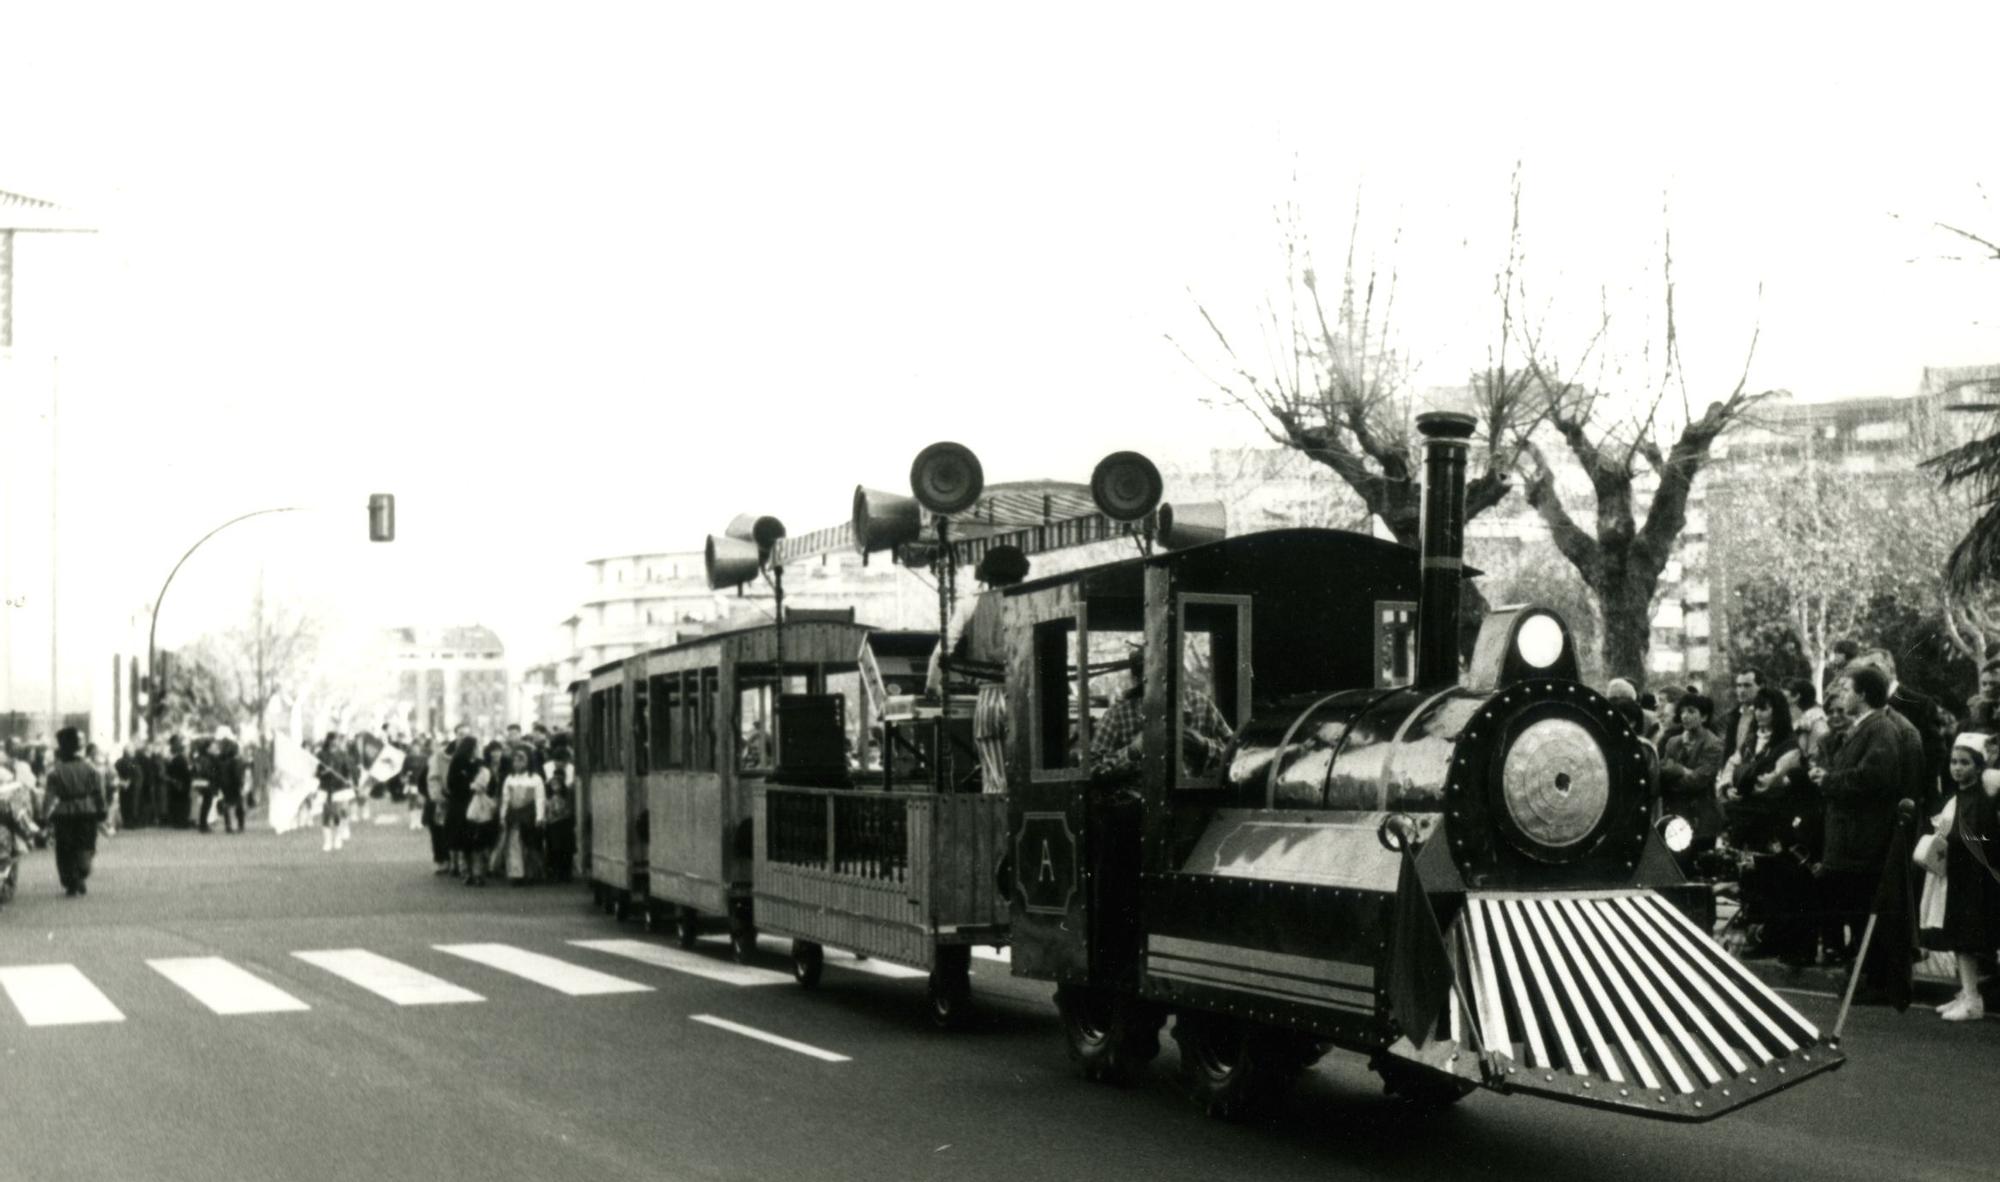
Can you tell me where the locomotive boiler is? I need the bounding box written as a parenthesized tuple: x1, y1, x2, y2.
(999, 411, 1845, 1121)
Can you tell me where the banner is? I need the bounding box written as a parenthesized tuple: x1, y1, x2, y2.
(367, 744, 406, 784)
(267, 740, 318, 835)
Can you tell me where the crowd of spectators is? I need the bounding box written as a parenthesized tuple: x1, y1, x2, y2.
(1623, 645, 1998, 1021)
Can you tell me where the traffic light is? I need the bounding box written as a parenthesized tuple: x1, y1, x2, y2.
(368, 493, 395, 542)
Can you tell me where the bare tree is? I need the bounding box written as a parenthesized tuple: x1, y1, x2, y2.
(1175, 170, 1547, 643)
(1516, 218, 1776, 686)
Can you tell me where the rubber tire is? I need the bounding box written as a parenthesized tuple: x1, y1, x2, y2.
(1372, 1054, 1476, 1110)
(792, 940, 824, 989)
(730, 924, 758, 964)
(1055, 984, 1163, 1085)
(675, 907, 700, 950)
(1171, 1013, 1312, 1121)
(927, 946, 974, 1030)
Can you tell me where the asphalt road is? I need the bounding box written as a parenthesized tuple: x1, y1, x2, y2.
(0, 819, 1991, 1182)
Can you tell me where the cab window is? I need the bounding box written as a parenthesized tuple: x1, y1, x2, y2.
(1176, 595, 1250, 787)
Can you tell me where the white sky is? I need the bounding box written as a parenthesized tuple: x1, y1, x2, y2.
(4, 1, 2000, 698)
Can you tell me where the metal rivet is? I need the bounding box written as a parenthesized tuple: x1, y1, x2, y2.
(1658, 1095, 1668, 1104)
(1801, 1054, 1810, 1063)
(1619, 1089, 1630, 1098)
(1722, 1089, 1731, 1098)
(1776, 1066, 1785, 1075)
(1748, 1077, 1758, 1085)
(1694, 1101, 1704, 1110)
(1545, 1074, 1555, 1082)
(1582, 1080, 1591, 1089)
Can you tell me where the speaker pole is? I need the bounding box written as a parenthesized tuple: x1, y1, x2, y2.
(768, 561, 786, 766)
(934, 516, 956, 793)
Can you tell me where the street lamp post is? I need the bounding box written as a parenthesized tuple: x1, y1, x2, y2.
(146, 496, 395, 736)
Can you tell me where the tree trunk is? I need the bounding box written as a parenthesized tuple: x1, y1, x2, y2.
(1597, 575, 1655, 688)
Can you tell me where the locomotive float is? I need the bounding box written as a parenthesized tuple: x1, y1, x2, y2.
(575, 413, 1844, 1122)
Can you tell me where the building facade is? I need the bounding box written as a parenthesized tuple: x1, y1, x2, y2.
(387, 625, 508, 736)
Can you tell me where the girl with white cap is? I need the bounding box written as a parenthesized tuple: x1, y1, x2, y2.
(1924, 732, 2000, 1021)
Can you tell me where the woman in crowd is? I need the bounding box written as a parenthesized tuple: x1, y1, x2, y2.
(495, 744, 546, 885)
(1924, 732, 2000, 1021)
(542, 736, 577, 884)
(41, 727, 107, 897)
(214, 728, 247, 835)
(445, 736, 483, 881)
(1721, 686, 1798, 852)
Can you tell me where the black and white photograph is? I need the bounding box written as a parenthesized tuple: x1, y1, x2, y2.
(1, 3, 1997, 1179)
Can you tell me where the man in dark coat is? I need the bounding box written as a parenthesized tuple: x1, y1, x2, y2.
(1716, 668, 1763, 763)
(1809, 666, 1910, 1004)
(165, 736, 194, 829)
(39, 727, 106, 897)
(1853, 648, 1943, 815)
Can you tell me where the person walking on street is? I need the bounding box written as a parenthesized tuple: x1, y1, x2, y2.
(316, 732, 356, 852)
(214, 729, 247, 834)
(40, 728, 107, 897)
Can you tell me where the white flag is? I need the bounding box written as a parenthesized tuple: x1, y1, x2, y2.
(367, 744, 406, 784)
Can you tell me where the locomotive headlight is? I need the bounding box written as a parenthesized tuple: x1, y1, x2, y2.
(1657, 814, 1694, 853)
(1515, 613, 1565, 669)
(1500, 718, 1611, 850)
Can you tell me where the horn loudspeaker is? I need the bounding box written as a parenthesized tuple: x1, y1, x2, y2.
(852, 486, 923, 554)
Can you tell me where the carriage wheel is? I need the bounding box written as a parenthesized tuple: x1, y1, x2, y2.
(729, 923, 759, 964)
(927, 946, 973, 1030)
(1055, 984, 1163, 1085)
(791, 941, 824, 989)
(1371, 1053, 1476, 1110)
(675, 907, 700, 950)
(1171, 1012, 1313, 1121)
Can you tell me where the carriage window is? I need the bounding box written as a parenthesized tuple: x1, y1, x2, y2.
(650, 674, 680, 770)
(1376, 601, 1418, 689)
(588, 689, 609, 773)
(1177, 596, 1251, 788)
(825, 670, 864, 768)
(736, 668, 809, 772)
(694, 669, 720, 771)
(608, 686, 625, 771)
(1031, 618, 1083, 773)
(632, 677, 650, 775)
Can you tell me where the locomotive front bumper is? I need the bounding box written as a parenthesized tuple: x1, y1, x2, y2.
(1391, 889, 1844, 1122)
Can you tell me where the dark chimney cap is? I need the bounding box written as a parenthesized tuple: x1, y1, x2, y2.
(1416, 410, 1478, 441)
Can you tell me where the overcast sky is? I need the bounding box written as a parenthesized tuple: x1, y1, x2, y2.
(4, 1, 1999, 689)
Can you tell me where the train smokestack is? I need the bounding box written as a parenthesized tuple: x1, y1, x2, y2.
(1415, 411, 1476, 686)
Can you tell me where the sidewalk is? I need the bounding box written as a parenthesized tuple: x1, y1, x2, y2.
(1718, 896, 1975, 1007)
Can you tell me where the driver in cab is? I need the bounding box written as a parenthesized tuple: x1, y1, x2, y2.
(1090, 646, 1233, 778)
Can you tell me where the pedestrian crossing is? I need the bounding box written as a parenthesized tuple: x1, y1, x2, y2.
(0, 934, 1004, 1028)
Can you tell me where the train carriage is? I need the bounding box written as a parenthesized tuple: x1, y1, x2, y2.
(632, 617, 873, 956)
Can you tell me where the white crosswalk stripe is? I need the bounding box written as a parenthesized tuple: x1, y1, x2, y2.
(690, 1014, 850, 1062)
(0, 964, 125, 1026)
(823, 950, 927, 980)
(293, 949, 484, 1006)
(434, 943, 653, 996)
(971, 946, 1010, 964)
(149, 957, 311, 1015)
(568, 939, 789, 986)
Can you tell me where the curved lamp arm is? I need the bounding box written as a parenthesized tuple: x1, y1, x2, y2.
(146, 506, 304, 730)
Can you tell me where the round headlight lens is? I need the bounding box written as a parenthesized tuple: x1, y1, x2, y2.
(1659, 815, 1694, 853)
(1501, 717, 1610, 850)
(1516, 613, 1565, 668)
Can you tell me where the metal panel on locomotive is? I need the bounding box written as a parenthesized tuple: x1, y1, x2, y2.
(1004, 412, 1844, 1122)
